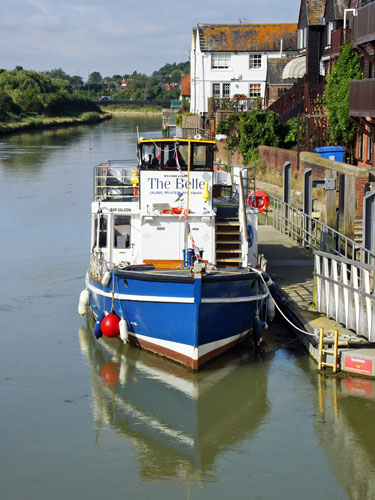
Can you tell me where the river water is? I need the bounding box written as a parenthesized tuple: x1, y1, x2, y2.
(1, 115, 375, 500)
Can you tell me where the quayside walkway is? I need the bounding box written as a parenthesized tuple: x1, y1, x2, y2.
(258, 223, 375, 378)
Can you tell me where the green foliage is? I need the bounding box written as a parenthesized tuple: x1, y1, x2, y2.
(88, 71, 103, 84)
(0, 93, 22, 121)
(238, 110, 282, 163)
(325, 42, 362, 144)
(216, 114, 244, 150)
(175, 112, 195, 127)
(282, 117, 299, 149)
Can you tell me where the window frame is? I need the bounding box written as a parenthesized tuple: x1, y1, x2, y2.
(249, 53, 262, 69)
(249, 83, 262, 98)
(211, 52, 231, 69)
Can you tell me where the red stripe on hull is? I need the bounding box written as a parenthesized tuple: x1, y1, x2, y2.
(127, 331, 251, 370)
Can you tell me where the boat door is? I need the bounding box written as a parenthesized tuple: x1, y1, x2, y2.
(111, 214, 132, 265)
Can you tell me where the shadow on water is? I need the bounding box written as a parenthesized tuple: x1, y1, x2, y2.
(78, 317, 274, 482)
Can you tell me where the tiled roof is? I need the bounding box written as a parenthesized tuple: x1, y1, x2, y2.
(181, 75, 190, 96)
(267, 58, 297, 84)
(333, 0, 350, 20)
(305, 0, 326, 25)
(196, 23, 297, 52)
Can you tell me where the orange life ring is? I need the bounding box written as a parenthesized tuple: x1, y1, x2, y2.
(247, 190, 270, 212)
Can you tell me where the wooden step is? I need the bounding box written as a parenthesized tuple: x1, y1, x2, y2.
(216, 257, 244, 263)
(216, 249, 242, 254)
(216, 240, 241, 245)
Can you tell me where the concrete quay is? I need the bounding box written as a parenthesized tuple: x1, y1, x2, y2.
(258, 225, 375, 378)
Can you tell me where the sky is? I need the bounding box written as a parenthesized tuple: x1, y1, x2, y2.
(0, 0, 299, 78)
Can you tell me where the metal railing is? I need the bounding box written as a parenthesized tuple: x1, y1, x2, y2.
(260, 196, 375, 266)
(315, 251, 375, 341)
(93, 160, 137, 202)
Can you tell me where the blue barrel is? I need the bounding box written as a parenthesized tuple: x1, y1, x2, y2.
(314, 146, 345, 163)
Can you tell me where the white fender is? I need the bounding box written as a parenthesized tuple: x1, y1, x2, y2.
(101, 271, 111, 287)
(78, 289, 90, 317)
(119, 318, 128, 344)
(266, 294, 276, 322)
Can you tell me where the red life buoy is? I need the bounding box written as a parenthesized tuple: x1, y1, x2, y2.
(247, 190, 270, 212)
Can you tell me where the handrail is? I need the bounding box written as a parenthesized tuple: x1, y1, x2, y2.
(238, 170, 249, 265)
(260, 196, 375, 266)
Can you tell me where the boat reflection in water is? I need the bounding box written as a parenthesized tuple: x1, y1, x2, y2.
(78, 320, 271, 481)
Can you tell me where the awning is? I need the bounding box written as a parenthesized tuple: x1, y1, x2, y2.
(282, 56, 306, 79)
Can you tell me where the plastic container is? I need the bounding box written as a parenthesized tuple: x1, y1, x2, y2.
(314, 146, 345, 163)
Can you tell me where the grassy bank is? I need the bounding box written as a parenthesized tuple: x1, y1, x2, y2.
(101, 105, 163, 114)
(0, 112, 111, 136)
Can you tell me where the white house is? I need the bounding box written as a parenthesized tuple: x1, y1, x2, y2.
(190, 23, 298, 115)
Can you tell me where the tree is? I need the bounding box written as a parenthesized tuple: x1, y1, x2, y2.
(88, 71, 103, 84)
(325, 42, 362, 144)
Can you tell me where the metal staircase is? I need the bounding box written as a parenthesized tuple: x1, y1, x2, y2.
(215, 204, 243, 267)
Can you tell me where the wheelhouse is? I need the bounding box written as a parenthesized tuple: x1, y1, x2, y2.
(137, 139, 216, 171)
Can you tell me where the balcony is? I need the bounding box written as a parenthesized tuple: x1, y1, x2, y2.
(352, 2, 375, 45)
(349, 79, 375, 118)
(208, 97, 264, 113)
(330, 28, 343, 58)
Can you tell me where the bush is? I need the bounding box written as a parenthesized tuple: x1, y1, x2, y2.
(238, 110, 282, 163)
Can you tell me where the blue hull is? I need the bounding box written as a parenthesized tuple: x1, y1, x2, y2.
(87, 268, 268, 369)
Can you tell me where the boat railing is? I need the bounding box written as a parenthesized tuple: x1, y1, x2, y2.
(93, 160, 138, 202)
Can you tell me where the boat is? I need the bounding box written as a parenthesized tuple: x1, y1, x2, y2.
(78, 136, 273, 369)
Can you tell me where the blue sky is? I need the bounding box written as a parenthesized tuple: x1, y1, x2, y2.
(0, 0, 299, 78)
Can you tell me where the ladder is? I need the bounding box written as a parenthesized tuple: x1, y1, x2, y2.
(318, 328, 339, 373)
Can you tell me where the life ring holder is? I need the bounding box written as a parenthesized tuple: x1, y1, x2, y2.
(247, 190, 270, 213)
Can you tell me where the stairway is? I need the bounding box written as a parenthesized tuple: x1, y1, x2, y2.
(354, 218, 363, 245)
(215, 203, 243, 268)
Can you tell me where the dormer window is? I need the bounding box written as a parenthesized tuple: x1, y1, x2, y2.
(211, 52, 231, 69)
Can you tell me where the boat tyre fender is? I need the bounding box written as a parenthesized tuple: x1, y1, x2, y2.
(94, 312, 105, 339)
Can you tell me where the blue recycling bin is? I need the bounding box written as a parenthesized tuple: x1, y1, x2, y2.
(314, 146, 345, 163)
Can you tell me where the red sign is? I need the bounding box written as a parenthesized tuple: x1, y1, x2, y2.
(344, 356, 373, 376)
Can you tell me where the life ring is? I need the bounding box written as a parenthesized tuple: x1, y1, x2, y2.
(247, 190, 270, 213)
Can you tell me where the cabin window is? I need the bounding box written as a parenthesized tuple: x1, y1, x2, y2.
(114, 216, 131, 249)
(297, 28, 307, 49)
(249, 54, 262, 69)
(94, 215, 108, 248)
(211, 52, 231, 69)
(141, 143, 160, 168)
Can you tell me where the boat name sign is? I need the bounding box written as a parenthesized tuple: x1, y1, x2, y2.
(140, 171, 212, 211)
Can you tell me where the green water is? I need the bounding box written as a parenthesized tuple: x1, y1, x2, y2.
(1, 116, 375, 500)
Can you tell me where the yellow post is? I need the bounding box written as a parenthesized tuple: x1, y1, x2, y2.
(318, 327, 324, 370)
(333, 329, 339, 373)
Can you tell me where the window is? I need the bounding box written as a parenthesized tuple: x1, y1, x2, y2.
(249, 84, 261, 97)
(211, 52, 231, 69)
(212, 83, 221, 98)
(297, 28, 307, 49)
(222, 83, 230, 98)
(114, 216, 131, 249)
(94, 215, 108, 248)
(358, 133, 363, 160)
(278, 87, 287, 97)
(326, 22, 333, 46)
(250, 54, 262, 69)
(367, 135, 373, 164)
